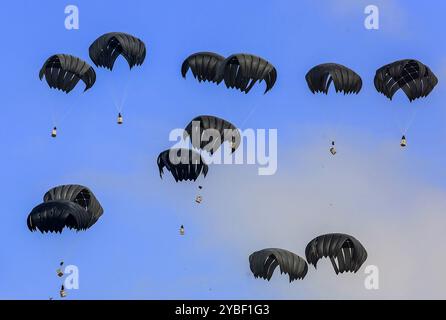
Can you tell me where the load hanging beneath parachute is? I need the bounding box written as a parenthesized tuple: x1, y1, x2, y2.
(249, 248, 308, 282)
(305, 63, 362, 95)
(305, 233, 367, 274)
(27, 184, 103, 233)
(181, 52, 277, 94)
(39, 54, 96, 93)
(184, 115, 241, 154)
(157, 148, 208, 182)
(89, 32, 146, 70)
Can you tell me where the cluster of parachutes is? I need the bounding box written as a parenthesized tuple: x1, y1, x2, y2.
(182, 52, 277, 94)
(249, 233, 367, 282)
(27, 184, 103, 233)
(305, 60, 438, 149)
(157, 115, 240, 182)
(33, 29, 440, 292)
(39, 32, 146, 136)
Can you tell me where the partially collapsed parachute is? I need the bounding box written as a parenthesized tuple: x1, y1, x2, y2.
(27, 185, 103, 233)
(305, 63, 362, 94)
(157, 148, 208, 182)
(249, 248, 308, 282)
(39, 54, 96, 93)
(89, 32, 146, 70)
(181, 52, 225, 84)
(374, 59, 438, 102)
(218, 54, 277, 94)
(184, 115, 240, 154)
(305, 233, 367, 274)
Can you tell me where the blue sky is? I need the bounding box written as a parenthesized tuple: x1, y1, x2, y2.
(1, 0, 446, 299)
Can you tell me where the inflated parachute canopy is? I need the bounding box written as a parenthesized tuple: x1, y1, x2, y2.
(217, 54, 277, 94)
(39, 54, 96, 93)
(249, 248, 308, 282)
(181, 52, 225, 84)
(157, 148, 208, 182)
(305, 63, 362, 95)
(374, 59, 438, 102)
(305, 233, 367, 274)
(89, 32, 146, 70)
(27, 185, 103, 233)
(184, 115, 241, 154)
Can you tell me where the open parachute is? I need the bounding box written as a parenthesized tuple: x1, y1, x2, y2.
(249, 248, 308, 282)
(39, 54, 96, 93)
(182, 52, 277, 94)
(89, 32, 146, 70)
(157, 148, 208, 182)
(305, 233, 367, 274)
(305, 63, 362, 94)
(184, 115, 240, 154)
(27, 185, 103, 233)
(374, 59, 438, 102)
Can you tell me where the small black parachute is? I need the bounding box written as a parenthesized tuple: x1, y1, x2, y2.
(374, 59, 438, 102)
(89, 32, 146, 70)
(181, 52, 225, 84)
(218, 54, 277, 94)
(305, 63, 362, 95)
(305, 233, 367, 274)
(249, 248, 308, 282)
(157, 148, 208, 182)
(27, 185, 103, 233)
(184, 115, 240, 154)
(39, 54, 96, 93)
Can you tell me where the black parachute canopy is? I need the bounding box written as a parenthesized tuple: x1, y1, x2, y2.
(39, 54, 96, 93)
(184, 115, 240, 154)
(89, 32, 146, 70)
(249, 248, 308, 282)
(305, 233, 367, 274)
(217, 54, 277, 94)
(181, 52, 225, 84)
(374, 59, 438, 102)
(157, 148, 208, 182)
(27, 184, 103, 233)
(305, 63, 362, 95)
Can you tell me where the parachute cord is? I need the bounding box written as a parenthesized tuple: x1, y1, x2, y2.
(402, 107, 419, 135)
(239, 103, 260, 128)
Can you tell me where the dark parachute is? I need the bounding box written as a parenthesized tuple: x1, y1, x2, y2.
(27, 185, 103, 233)
(249, 248, 308, 282)
(217, 54, 277, 94)
(181, 52, 225, 84)
(39, 54, 96, 93)
(157, 148, 208, 182)
(305, 233, 367, 274)
(184, 115, 240, 154)
(305, 63, 362, 94)
(374, 59, 438, 102)
(89, 32, 146, 70)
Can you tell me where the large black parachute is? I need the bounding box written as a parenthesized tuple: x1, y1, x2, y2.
(249, 248, 308, 282)
(157, 148, 208, 182)
(184, 115, 241, 154)
(27, 185, 103, 233)
(218, 54, 277, 94)
(305, 63, 362, 94)
(89, 32, 146, 70)
(305, 233, 367, 274)
(39, 54, 96, 93)
(181, 52, 225, 84)
(374, 59, 438, 102)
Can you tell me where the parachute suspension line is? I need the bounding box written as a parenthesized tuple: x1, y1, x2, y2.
(402, 106, 419, 135)
(239, 103, 260, 128)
